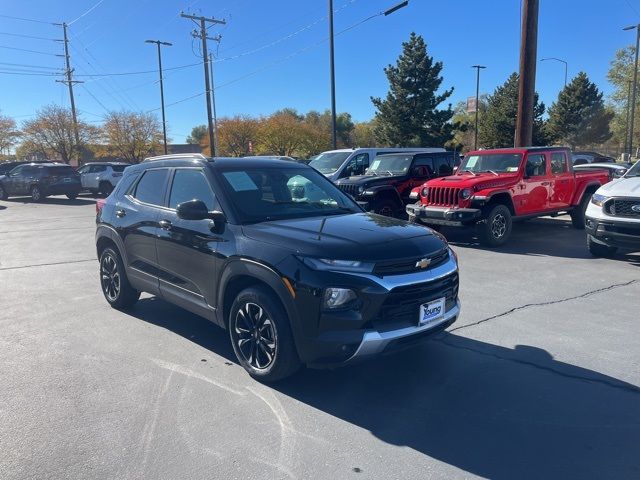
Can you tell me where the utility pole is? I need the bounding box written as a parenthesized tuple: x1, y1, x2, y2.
(181, 12, 226, 157)
(328, 0, 337, 150)
(145, 40, 172, 155)
(471, 65, 486, 150)
(626, 80, 633, 155)
(209, 52, 220, 157)
(515, 0, 539, 147)
(623, 24, 640, 157)
(55, 22, 83, 165)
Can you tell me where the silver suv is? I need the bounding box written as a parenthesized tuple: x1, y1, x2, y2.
(77, 162, 129, 195)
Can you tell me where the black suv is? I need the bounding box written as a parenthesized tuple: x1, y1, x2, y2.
(0, 163, 81, 201)
(334, 151, 455, 217)
(95, 154, 460, 381)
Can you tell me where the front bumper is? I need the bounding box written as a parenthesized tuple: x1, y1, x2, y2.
(585, 215, 640, 249)
(406, 203, 481, 226)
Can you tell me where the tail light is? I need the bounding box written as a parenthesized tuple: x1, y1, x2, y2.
(96, 198, 107, 215)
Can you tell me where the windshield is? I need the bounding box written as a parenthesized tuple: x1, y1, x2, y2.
(309, 152, 351, 174)
(625, 161, 640, 177)
(458, 153, 522, 173)
(218, 166, 360, 223)
(366, 154, 413, 175)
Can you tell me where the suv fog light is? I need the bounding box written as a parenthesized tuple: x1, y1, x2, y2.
(323, 288, 357, 309)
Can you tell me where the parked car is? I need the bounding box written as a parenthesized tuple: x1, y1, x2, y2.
(585, 160, 640, 256)
(334, 151, 457, 217)
(572, 151, 616, 165)
(406, 147, 610, 246)
(0, 162, 81, 201)
(574, 162, 631, 179)
(0, 160, 49, 176)
(95, 154, 460, 381)
(77, 162, 129, 195)
(309, 147, 446, 182)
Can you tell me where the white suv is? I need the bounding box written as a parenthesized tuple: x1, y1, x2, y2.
(77, 162, 129, 196)
(585, 161, 640, 256)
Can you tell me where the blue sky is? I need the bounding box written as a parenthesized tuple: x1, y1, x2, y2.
(1, 0, 639, 142)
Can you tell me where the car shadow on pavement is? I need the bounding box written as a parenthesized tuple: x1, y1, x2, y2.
(274, 333, 640, 479)
(444, 216, 640, 263)
(127, 296, 237, 363)
(3, 196, 96, 206)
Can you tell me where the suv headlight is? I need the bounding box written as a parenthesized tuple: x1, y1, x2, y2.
(299, 257, 374, 273)
(460, 188, 472, 200)
(421, 187, 429, 197)
(358, 186, 364, 194)
(591, 193, 609, 207)
(323, 288, 357, 309)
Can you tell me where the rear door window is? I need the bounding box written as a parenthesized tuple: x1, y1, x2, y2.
(111, 165, 127, 172)
(133, 169, 169, 206)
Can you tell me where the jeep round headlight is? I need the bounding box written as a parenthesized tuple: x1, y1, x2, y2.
(421, 187, 429, 197)
(460, 188, 472, 200)
(358, 185, 364, 194)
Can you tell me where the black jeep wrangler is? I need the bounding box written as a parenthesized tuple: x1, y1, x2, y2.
(334, 151, 455, 217)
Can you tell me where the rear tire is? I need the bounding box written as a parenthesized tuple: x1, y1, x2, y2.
(66, 193, 78, 200)
(30, 185, 43, 202)
(587, 235, 617, 257)
(99, 247, 140, 309)
(229, 286, 301, 382)
(100, 181, 113, 196)
(570, 192, 592, 229)
(477, 204, 512, 247)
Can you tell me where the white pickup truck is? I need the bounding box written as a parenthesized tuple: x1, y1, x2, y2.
(77, 162, 129, 196)
(585, 160, 640, 256)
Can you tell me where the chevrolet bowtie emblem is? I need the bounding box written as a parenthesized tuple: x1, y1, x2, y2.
(415, 258, 431, 269)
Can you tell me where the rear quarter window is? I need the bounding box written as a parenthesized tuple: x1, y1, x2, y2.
(111, 165, 128, 172)
(132, 169, 168, 206)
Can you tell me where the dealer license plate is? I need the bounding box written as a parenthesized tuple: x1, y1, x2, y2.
(419, 297, 445, 326)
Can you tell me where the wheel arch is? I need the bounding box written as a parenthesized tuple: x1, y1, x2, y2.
(486, 191, 515, 215)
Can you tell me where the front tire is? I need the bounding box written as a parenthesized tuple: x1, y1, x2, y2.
(0, 185, 7, 200)
(587, 235, 617, 257)
(100, 181, 113, 196)
(478, 204, 512, 247)
(374, 198, 397, 217)
(99, 247, 140, 309)
(229, 286, 301, 382)
(66, 193, 78, 200)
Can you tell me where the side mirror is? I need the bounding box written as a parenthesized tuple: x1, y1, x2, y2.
(176, 199, 209, 220)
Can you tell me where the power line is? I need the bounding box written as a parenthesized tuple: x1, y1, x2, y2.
(625, 0, 640, 18)
(0, 61, 62, 70)
(70, 61, 201, 77)
(0, 70, 61, 76)
(0, 31, 58, 41)
(0, 44, 59, 56)
(0, 13, 54, 25)
(68, 0, 108, 25)
(80, 84, 110, 112)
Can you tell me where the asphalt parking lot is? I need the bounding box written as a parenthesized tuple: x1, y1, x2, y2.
(1, 195, 639, 480)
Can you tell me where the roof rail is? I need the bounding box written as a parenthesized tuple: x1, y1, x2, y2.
(143, 153, 208, 163)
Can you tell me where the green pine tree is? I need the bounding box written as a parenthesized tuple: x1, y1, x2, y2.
(546, 72, 613, 148)
(371, 32, 455, 147)
(479, 73, 547, 148)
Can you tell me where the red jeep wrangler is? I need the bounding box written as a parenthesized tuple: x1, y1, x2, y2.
(406, 147, 610, 246)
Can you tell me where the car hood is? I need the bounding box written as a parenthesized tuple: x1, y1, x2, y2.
(242, 212, 446, 261)
(336, 174, 404, 186)
(427, 173, 519, 190)
(598, 176, 640, 197)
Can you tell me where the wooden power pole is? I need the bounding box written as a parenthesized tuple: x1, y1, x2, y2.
(515, 0, 539, 147)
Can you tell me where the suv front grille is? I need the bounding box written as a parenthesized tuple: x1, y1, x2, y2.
(337, 184, 359, 197)
(373, 248, 449, 276)
(606, 199, 640, 218)
(427, 187, 460, 207)
(372, 272, 459, 332)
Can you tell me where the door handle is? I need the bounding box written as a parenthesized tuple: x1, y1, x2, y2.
(159, 220, 172, 230)
(115, 209, 126, 218)
(541, 181, 551, 186)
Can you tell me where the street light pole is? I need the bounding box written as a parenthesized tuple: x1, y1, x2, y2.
(540, 57, 568, 88)
(471, 65, 486, 150)
(328, 0, 337, 150)
(145, 40, 172, 155)
(327, 0, 409, 150)
(626, 80, 633, 154)
(624, 24, 640, 157)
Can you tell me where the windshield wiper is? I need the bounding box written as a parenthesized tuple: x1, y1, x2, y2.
(385, 170, 394, 176)
(483, 170, 499, 176)
(461, 169, 477, 176)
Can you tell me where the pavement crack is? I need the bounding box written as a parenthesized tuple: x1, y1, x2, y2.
(0, 258, 95, 271)
(437, 336, 640, 394)
(449, 279, 639, 334)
